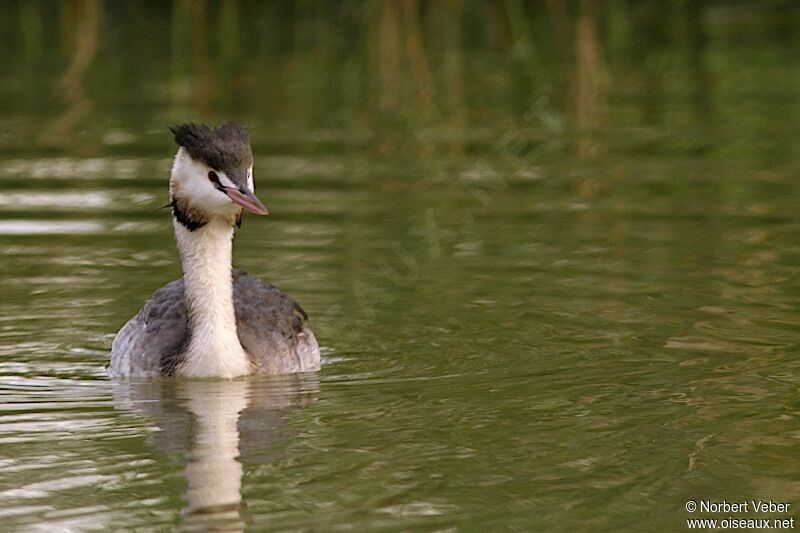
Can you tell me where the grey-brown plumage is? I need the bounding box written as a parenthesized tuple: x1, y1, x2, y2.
(111, 270, 320, 376)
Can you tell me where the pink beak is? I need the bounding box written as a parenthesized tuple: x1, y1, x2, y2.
(222, 187, 268, 215)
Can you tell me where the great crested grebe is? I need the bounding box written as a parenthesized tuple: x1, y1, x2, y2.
(110, 122, 320, 378)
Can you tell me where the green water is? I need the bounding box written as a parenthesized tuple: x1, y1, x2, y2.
(1, 2, 799, 531)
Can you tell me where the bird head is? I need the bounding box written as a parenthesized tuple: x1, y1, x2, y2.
(169, 122, 267, 230)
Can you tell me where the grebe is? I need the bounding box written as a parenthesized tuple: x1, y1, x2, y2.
(110, 122, 320, 378)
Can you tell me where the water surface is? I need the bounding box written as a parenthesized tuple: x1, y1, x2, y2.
(1, 2, 799, 531)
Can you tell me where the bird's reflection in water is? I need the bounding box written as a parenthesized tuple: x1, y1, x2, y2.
(112, 375, 319, 531)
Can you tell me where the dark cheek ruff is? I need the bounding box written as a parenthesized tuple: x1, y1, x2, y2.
(171, 197, 207, 231)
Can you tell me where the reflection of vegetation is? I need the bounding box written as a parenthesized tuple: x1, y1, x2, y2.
(39, 0, 101, 148)
(573, 0, 606, 159)
(0, 1, 798, 164)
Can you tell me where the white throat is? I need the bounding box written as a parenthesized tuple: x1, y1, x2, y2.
(174, 217, 251, 378)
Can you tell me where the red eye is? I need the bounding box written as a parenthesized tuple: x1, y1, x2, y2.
(208, 171, 221, 186)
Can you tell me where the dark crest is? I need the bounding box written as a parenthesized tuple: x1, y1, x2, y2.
(170, 122, 253, 187)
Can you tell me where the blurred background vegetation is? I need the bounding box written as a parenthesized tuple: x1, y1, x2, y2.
(2, 0, 799, 169)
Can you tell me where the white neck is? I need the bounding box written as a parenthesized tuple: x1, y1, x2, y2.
(174, 217, 251, 378)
